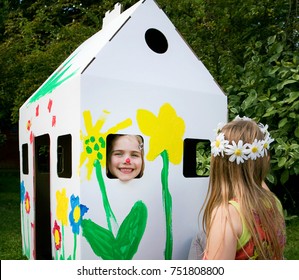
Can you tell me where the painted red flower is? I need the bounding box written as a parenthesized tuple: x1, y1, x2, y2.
(53, 220, 62, 250)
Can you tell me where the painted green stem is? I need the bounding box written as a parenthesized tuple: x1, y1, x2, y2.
(27, 215, 30, 258)
(62, 225, 65, 260)
(73, 233, 77, 260)
(94, 160, 118, 235)
(160, 150, 173, 260)
(21, 207, 30, 258)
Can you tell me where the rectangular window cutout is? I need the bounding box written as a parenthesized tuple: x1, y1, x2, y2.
(106, 134, 144, 180)
(22, 143, 29, 175)
(36, 135, 50, 173)
(57, 134, 72, 178)
(183, 138, 211, 178)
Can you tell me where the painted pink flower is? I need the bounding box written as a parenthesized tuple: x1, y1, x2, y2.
(52, 115, 56, 127)
(48, 99, 53, 112)
(30, 131, 34, 144)
(36, 105, 39, 117)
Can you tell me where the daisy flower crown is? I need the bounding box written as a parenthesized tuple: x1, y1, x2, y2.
(211, 116, 274, 164)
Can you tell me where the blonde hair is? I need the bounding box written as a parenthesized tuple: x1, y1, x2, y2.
(202, 119, 285, 259)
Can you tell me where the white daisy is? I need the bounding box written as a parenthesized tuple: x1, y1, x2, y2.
(213, 122, 225, 135)
(247, 139, 263, 160)
(211, 132, 229, 157)
(234, 115, 252, 122)
(260, 133, 274, 156)
(225, 140, 250, 164)
(258, 123, 269, 135)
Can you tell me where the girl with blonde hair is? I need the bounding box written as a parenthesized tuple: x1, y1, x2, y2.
(202, 116, 286, 260)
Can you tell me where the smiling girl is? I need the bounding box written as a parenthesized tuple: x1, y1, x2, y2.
(107, 134, 145, 181)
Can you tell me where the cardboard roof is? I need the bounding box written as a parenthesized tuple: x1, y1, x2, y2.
(24, 0, 224, 108)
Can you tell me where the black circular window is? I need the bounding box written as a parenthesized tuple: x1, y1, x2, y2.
(145, 28, 168, 54)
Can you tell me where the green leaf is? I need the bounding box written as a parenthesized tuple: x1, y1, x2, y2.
(266, 173, 275, 184)
(277, 80, 297, 91)
(263, 107, 276, 117)
(278, 118, 288, 128)
(292, 74, 299, 80)
(289, 112, 296, 119)
(295, 127, 299, 138)
(267, 66, 279, 75)
(278, 157, 287, 167)
(280, 169, 289, 185)
(116, 201, 148, 260)
(82, 201, 148, 260)
(267, 35, 276, 45)
(230, 107, 239, 114)
(286, 92, 299, 103)
(81, 219, 122, 260)
(269, 53, 281, 63)
(258, 95, 269, 102)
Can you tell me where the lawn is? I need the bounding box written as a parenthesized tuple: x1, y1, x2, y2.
(0, 169, 26, 259)
(0, 168, 298, 260)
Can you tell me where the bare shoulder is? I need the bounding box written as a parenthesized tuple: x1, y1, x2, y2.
(206, 203, 241, 259)
(211, 203, 242, 238)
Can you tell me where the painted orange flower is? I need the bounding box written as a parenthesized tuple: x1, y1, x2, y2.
(25, 191, 30, 214)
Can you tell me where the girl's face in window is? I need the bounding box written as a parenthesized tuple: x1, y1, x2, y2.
(109, 135, 143, 181)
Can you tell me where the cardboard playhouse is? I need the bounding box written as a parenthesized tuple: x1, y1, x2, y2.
(19, 0, 227, 260)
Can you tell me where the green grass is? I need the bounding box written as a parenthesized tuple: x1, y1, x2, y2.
(285, 217, 299, 260)
(0, 169, 27, 259)
(0, 169, 298, 260)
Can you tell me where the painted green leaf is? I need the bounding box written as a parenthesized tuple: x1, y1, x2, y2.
(82, 200, 148, 260)
(116, 200, 148, 260)
(81, 219, 122, 260)
(28, 53, 79, 104)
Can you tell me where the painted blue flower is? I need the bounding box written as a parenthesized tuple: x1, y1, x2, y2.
(20, 181, 25, 203)
(69, 195, 89, 234)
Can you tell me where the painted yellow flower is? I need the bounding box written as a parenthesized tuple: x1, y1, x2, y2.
(56, 188, 69, 226)
(137, 103, 185, 260)
(80, 110, 132, 180)
(137, 103, 185, 164)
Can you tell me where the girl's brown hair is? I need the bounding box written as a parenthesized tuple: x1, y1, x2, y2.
(202, 119, 285, 259)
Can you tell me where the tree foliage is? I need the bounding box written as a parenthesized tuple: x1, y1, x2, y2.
(0, 0, 298, 210)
